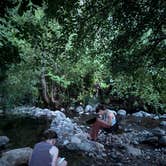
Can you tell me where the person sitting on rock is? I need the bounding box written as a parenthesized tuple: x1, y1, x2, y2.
(89, 104, 117, 141)
(29, 129, 67, 166)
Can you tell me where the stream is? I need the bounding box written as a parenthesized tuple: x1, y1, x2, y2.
(0, 111, 166, 166)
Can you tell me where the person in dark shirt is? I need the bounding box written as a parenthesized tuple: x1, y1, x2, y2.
(29, 129, 67, 166)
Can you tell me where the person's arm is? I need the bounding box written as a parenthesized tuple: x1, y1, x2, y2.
(49, 146, 59, 166)
(107, 113, 114, 125)
(108, 112, 117, 126)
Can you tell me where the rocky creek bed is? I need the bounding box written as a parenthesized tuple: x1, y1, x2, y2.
(0, 107, 166, 166)
(69, 114, 166, 166)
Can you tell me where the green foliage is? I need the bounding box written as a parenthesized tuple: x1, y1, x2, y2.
(0, 1, 110, 108)
(0, 0, 165, 113)
(0, 3, 63, 107)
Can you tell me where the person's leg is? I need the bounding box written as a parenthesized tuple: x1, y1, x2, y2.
(90, 118, 110, 141)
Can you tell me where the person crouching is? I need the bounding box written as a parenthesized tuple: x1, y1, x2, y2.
(89, 104, 117, 141)
(29, 129, 67, 166)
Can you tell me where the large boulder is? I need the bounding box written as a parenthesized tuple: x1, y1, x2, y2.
(0, 147, 32, 166)
(6, 106, 58, 119)
(50, 111, 105, 156)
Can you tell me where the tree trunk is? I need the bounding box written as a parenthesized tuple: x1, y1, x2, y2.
(41, 69, 50, 105)
(51, 81, 59, 107)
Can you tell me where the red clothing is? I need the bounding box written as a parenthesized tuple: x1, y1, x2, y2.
(90, 118, 110, 140)
(90, 110, 117, 140)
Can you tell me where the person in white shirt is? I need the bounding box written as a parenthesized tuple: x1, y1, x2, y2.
(89, 104, 117, 141)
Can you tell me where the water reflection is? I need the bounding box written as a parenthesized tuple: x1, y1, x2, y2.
(0, 115, 50, 149)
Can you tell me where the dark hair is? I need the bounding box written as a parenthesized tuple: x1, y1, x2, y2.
(95, 104, 106, 113)
(42, 129, 58, 140)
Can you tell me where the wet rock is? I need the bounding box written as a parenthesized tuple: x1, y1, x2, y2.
(0, 136, 9, 148)
(34, 108, 51, 118)
(0, 147, 32, 166)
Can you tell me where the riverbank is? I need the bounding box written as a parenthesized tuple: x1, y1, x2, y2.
(0, 106, 166, 165)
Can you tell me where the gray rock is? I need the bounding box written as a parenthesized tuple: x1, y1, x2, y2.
(71, 136, 81, 144)
(85, 105, 93, 113)
(117, 109, 127, 116)
(79, 142, 93, 151)
(160, 121, 166, 126)
(160, 114, 166, 119)
(132, 111, 152, 118)
(68, 106, 75, 111)
(132, 111, 144, 117)
(50, 111, 105, 156)
(151, 128, 165, 136)
(6, 106, 59, 119)
(75, 106, 84, 113)
(142, 111, 152, 118)
(0, 136, 9, 147)
(0, 159, 10, 166)
(153, 116, 160, 120)
(0, 147, 32, 166)
(125, 145, 142, 156)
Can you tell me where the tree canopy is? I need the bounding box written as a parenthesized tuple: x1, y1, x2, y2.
(0, 0, 165, 113)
